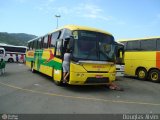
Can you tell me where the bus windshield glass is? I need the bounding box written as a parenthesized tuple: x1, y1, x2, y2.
(72, 30, 115, 62)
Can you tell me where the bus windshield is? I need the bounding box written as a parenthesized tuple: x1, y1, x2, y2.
(72, 30, 115, 62)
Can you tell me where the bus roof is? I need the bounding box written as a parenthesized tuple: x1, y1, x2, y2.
(0, 43, 27, 48)
(27, 37, 40, 43)
(50, 25, 113, 36)
(28, 25, 114, 43)
(118, 36, 160, 42)
(115, 41, 124, 45)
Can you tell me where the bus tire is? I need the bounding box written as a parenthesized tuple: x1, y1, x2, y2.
(136, 68, 148, 80)
(54, 80, 62, 86)
(149, 69, 160, 83)
(8, 58, 14, 63)
(31, 62, 36, 73)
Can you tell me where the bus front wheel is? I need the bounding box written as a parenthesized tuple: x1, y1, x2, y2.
(149, 69, 160, 83)
(54, 80, 62, 86)
(52, 69, 63, 86)
(137, 68, 148, 80)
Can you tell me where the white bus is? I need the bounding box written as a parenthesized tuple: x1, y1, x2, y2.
(0, 43, 27, 62)
(0, 47, 5, 60)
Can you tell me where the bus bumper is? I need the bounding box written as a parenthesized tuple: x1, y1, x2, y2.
(69, 72, 116, 85)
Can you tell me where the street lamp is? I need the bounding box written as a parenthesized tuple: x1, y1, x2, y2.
(55, 15, 61, 28)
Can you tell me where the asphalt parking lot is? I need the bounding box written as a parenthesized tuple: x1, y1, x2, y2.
(0, 63, 160, 114)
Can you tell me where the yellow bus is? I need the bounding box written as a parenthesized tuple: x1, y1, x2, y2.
(119, 37, 160, 82)
(26, 25, 117, 85)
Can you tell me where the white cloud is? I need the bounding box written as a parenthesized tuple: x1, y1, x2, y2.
(56, 7, 71, 15)
(75, 4, 111, 21)
(36, 2, 111, 21)
(36, 0, 55, 11)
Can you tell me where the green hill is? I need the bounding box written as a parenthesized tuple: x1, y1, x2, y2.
(0, 32, 37, 46)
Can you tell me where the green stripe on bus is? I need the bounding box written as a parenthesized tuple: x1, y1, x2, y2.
(26, 57, 62, 70)
(26, 57, 34, 62)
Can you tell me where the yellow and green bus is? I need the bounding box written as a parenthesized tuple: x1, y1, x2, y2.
(26, 25, 117, 85)
(119, 37, 160, 82)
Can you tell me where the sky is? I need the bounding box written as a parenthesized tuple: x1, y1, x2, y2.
(0, 0, 160, 40)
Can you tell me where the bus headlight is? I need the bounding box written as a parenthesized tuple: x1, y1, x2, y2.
(76, 73, 84, 77)
(76, 73, 80, 77)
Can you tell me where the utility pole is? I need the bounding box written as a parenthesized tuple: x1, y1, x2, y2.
(55, 15, 61, 28)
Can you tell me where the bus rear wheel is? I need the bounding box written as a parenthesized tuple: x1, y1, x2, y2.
(8, 58, 14, 63)
(149, 69, 160, 83)
(137, 68, 148, 80)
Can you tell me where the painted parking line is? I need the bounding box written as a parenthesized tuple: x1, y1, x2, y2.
(0, 81, 160, 106)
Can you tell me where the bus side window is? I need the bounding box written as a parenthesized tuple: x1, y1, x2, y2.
(31, 41, 34, 50)
(41, 38, 44, 49)
(140, 39, 156, 51)
(27, 42, 30, 51)
(32, 41, 35, 50)
(33, 40, 37, 50)
(29, 42, 31, 50)
(62, 29, 71, 39)
(55, 40, 62, 58)
(51, 31, 61, 47)
(28, 42, 30, 50)
(157, 38, 160, 50)
(62, 29, 72, 49)
(38, 38, 41, 49)
(36, 40, 39, 49)
(121, 41, 127, 51)
(127, 40, 141, 51)
(48, 35, 51, 48)
(43, 36, 48, 49)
